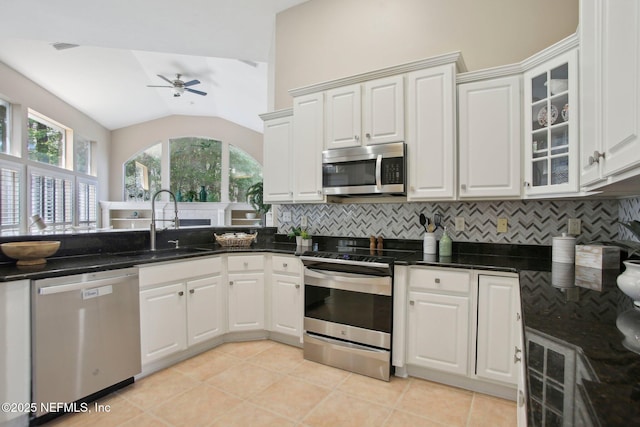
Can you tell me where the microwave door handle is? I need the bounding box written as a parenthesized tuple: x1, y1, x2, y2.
(375, 154, 382, 191)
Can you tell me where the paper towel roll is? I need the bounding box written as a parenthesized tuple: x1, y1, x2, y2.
(552, 233, 576, 263)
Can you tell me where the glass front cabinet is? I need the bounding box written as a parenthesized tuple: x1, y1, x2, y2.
(523, 49, 579, 197)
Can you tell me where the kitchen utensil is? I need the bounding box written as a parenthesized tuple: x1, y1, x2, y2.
(419, 213, 428, 233)
(433, 213, 443, 230)
(427, 222, 435, 233)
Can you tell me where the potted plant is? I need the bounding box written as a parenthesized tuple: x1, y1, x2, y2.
(246, 181, 271, 223)
(288, 227, 312, 246)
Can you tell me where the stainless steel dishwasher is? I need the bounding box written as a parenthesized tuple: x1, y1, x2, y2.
(32, 268, 141, 422)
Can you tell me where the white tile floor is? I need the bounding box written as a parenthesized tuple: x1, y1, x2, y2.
(47, 340, 516, 427)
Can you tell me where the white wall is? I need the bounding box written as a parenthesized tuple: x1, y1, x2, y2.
(274, 0, 579, 109)
(0, 61, 111, 199)
(109, 115, 263, 200)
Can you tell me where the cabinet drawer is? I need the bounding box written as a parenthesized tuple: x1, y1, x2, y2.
(272, 255, 301, 275)
(227, 254, 264, 272)
(409, 267, 470, 293)
(139, 256, 221, 287)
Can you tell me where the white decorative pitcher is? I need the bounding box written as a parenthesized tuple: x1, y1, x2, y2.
(617, 260, 640, 307)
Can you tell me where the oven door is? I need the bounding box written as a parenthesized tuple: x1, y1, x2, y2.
(303, 267, 392, 349)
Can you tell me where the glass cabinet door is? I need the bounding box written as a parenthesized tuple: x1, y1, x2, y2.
(525, 49, 578, 196)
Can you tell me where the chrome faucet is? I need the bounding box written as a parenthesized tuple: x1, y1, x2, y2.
(150, 189, 179, 251)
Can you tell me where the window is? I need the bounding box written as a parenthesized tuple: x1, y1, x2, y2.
(0, 163, 20, 233)
(77, 179, 97, 227)
(123, 138, 262, 203)
(170, 137, 222, 201)
(28, 111, 68, 168)
(74, 136, 93, 175)
(229, 144, 262, 202)
(30, 168, 73, 230)
(124, 144, 161, 201)
(0, 99, 9, 154)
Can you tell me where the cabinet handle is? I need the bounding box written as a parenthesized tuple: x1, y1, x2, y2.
(295, 284, 300, 289)
(589, 150, 605, 165)
(516, 312, 521, 321)
(514, 346, 522, 364)
(409, 300, 415, 306)
(317, 190, 322, 195)
(229, 281, 234, 286)
(518, 390, 525, 407)
(283, 263, 288, 268)
(189, 289, 195, 294)
(524, 181, 531, 188)
(460, 184, 466, 191)
(178, 291, 184, 296)
(365, 133, 371, 139)
(354, 135, 360, 141)
(434, 278, 441, 284)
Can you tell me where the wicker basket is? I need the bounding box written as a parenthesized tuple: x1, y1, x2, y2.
(214, 233, 257, 248)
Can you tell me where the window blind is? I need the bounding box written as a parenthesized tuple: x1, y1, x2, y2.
(31, 171, 73, 228)
(0, 167, 20, 231)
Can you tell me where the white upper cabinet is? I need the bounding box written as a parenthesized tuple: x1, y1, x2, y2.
(362, 75, 405, 145)
(458, 75, 522, 199)
(292, 93, 325, 202)
(325, 75, 404, 149)
(581, 0, 640, 189)
(523, 48, 579, 197)
(325, 84, 362, 149)
(261, 110, 294, 203)
(406, 64, 457, 200)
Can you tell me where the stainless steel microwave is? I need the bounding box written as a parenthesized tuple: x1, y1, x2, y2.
(322, 142, 406, 196)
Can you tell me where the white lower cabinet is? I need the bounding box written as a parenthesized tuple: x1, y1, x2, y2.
(140, 282, 188, 364)
(407, 290, 470, 375)
(476, 274, 522, 385)
(187, 275, 224, 346)
(139, 256, 223, 366)
(407, 267, 471, 375)
(0, 280, 30, 427)
(227, 254, 265, 332)
(270, 255, 302, 338)
(403, 267, 523, 401)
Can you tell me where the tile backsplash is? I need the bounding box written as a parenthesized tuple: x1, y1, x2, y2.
(277, 198, 635, 246)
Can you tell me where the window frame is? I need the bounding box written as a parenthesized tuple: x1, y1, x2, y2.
(0, 159, 22, 234)
(0, 98, 10, 155)
(27, 109, 72, 169)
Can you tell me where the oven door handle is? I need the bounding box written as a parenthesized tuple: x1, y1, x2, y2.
(375, 154, 383, 191)
(304, 267, 392, 296)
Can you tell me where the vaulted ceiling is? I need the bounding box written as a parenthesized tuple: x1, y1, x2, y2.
(0, 0, 307, 132)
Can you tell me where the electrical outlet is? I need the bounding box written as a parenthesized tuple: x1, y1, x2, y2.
(301, 215, 308, 227)
(455, 217, 465, 231)
(568, 218, 581, 235)
(497, 218, 508, 233)
(282, 211, 291, 222)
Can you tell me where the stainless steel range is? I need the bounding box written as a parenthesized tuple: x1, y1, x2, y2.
(300, 251, 395, 381)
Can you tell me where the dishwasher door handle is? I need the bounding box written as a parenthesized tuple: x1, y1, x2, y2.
(38, 274, 137, 295)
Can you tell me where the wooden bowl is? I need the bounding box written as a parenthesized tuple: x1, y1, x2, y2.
(1, 241, 61, 265)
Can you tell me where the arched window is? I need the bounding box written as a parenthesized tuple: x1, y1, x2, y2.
(123, 137, 261, 203)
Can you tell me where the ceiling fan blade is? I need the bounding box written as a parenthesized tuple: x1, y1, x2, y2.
(183, 79, 201, 87)
(157, 74, 174, 84)
(147, 85, 173, 88)
(185, 88, 207, 96)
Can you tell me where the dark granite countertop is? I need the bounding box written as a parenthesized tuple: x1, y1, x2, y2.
(1, 231, 636, 425)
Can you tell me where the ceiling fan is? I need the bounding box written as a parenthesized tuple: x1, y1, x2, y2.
(147, 74, 207, 97)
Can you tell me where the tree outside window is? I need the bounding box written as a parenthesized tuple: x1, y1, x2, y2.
(28, 115, 65, 167)
(170, 137, 222, 201)
(124, 144, 161, 201)
(123, 137, 262, 203)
